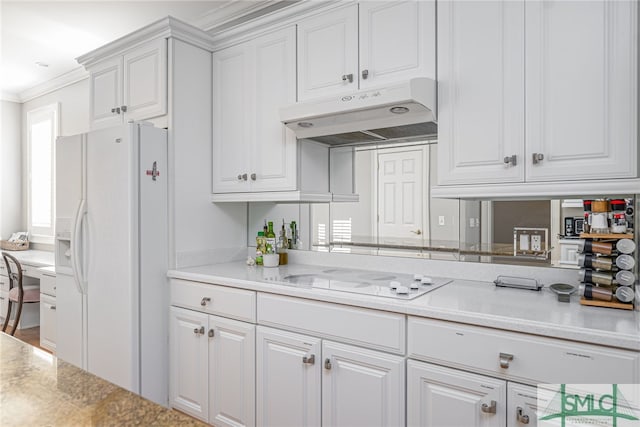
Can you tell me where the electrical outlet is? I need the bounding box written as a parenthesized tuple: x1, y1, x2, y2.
(531, 235, 542, 252)
(438, 216, 445, 226)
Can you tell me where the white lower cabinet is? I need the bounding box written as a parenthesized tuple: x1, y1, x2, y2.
(39, 293, 57, 352)
(170, 306, 255, 427)
(507, 383, 542, 427)
(257, 325, 405, 427)
(407, 360, 506, 427)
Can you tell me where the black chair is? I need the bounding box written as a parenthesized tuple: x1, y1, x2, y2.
(1, 252, 39, 336)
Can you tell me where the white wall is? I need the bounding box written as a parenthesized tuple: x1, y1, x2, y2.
(0, 100, 23, 240)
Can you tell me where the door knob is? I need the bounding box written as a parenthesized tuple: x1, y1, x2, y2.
(242, 173, 248, 181)
(532, 153, 544, 164)
(193, 326, 205, 335)
(302, 354, 315, 365)
(481, 400, 497, 414)
(208, 329, 215, 338)
(503, 155, 517, 166)
(200, 297, 211, 306)
(362, 69, 369, 79)
(324, 358, 332, 370)
(342, 74, 354, 83)
(250, 173, 256, 181)
(120, 105, 128, 113)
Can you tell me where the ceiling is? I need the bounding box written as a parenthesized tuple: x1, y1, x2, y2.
(0, 1, 275, 101)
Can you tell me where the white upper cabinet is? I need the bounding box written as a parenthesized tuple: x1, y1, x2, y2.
(437, 1, 525, 185)
(212, 26, 297, 195)
(436, 0, 638, 190)
(359, 1, 435, 89)
(89, 38, 167, 130)
(297, 4, 359, 101)
(524, 0, 637, 182)
(298, 1, 435, 101)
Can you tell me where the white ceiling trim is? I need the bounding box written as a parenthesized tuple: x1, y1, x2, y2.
(191, 0, 275, 32)
(16, 66, 88, 104)
(0, 92, 21, 103)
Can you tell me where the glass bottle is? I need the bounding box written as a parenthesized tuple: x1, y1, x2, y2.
(255, 231, 266, 265)
(278, 220, 288, 265)
(266, 221, 276, 254)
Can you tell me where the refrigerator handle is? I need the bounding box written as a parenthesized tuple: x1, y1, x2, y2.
(71, 199, 88, 294)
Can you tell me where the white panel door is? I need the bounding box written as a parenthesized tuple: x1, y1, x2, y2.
(437, 0, 525, 185)
(209, 316, 255, 427)
(169, 306, 209, 421)
(212, 43, 251, 193)
(507, 383, 544, 427)
(377, 147, 426, 239)
(525, 0, 637, 181)
(89, 56, 122, 130)
(39, 293, 57, 353)
(297, 4, 358, 100)
(322, 341, 405, 427)
(407, 360, 506, 427)
(257, 326, 321, 427)
(250, 26, 297, 192)
(359, 1, 435, 88)
(123, 38, 167, 122)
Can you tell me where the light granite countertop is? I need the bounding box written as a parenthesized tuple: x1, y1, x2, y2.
(0, 333, 207, 427)
(168, 262, 640, 351)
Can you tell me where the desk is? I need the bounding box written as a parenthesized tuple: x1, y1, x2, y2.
(0, 250, 55, 330)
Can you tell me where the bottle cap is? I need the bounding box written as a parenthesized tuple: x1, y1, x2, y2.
(615, 270, 636, 287)
(616, 239, 636, 254)
(615, 254, 635, 270)
(615, 286, 635, 303)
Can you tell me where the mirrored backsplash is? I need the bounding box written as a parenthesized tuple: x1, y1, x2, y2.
(248, 142, 637, 269)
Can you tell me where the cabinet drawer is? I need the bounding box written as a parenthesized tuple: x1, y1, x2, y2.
(40, 293, 57, 352)
(258, 293, 405, 355)
(40, 274, 56, 296)
(408, 316, 640, 384)
(170, 279, 255, 323)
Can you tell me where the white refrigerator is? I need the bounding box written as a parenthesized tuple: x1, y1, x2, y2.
(55, 122, 168, 406)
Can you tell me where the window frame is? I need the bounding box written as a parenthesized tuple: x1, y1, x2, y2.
(25, 102, 59, 244)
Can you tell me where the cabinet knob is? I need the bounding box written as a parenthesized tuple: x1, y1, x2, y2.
(481, 400, 497, 414)
(302, 354, 315, 365)
(193, 326, 205, 335)
(324, 358, 332, 370)
(250, 173, 256, 181)
(50, 305, 56, 310)
(532, 153, 544, 164)
(503, 155, 517, 166)
(208, 329, 215, 338)
(242, 173, 248, 181)
(200, 297, 211, 306)
(237, 174, 243, 181)
(342, 74, 354, 83)
(111, 107, 121, 114)
(120, 105, 128, 113)
(516, 406, 530, 424)
(499, 352, 514, 368)
(362, 69, 369, 80)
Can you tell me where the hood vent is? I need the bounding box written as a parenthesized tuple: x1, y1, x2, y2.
(280, 77, 437, 146)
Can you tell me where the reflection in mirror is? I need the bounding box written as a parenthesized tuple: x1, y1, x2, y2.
(304, 142, 637, 268)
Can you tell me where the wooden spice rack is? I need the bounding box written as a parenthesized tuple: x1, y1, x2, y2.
(578, 234, 635, 311)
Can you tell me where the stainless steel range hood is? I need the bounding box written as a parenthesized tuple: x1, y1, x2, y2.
(280, 77, 437, 146)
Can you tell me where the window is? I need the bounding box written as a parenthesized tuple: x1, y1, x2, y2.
(26, 103, 58, 243)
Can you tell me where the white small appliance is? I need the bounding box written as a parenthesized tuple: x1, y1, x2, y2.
(55, 122, 168, 405)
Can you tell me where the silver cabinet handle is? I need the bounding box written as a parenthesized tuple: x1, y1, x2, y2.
(200, 297, 211, 306)
(324, 358, 332, 370)
(481, 400, 497, 414)
(532, 153, 544, 164)
(410, 229, 422, 235)
(193, 326, 205, 335)
(120, 105, 127, 113)
(50, 305, 56, 310)
(503, 155, 517, 166)
(242, 173, 248, 181)
(250, 173, 256, 181)
(111, 107, 121, 114)
(208, 329, 215, 338)
(237, 174, 243, 181)
(516, 406, 530, 424)
(302, 354, 315, 365)
(362, 69, 369, 79)
(342, 74, 354, 83)
(499, 352, 514, 368)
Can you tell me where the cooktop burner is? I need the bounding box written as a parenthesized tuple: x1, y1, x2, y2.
(280, 269, 451, 300)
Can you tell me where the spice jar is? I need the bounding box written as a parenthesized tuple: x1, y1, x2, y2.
(579, 283, 612, 301)
(577, 254, 613, 270)
(610, 199, 627, 233)
(578, 269, 614, 286)
(577, 239, 613, 255)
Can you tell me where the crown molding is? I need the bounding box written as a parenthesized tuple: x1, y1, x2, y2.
(5, 67, 88, 104)
(192, 1, 277, 31)
(77, 16, 216, 67)
(0, 92, 21, 103)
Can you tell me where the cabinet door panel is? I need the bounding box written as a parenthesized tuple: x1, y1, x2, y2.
(525, 0, 637, 181)
(209, 316, 255, 427)
(90, 56, 122, 130)
(507, 383, 544, 427)
(297, 4, 358, 100)
(123, 38, 167, 121)
(251, 26, 297, 192)
(212, 44, 251, 193)
(257, 326, 321, 427)
(322, 341, 405, 427)
(169, 307, 209, 421)
(407, 360, 506, 427)
(39, 294, 56, 352)
(359, 1, 435, 88)
(437, 1, 525, 185)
